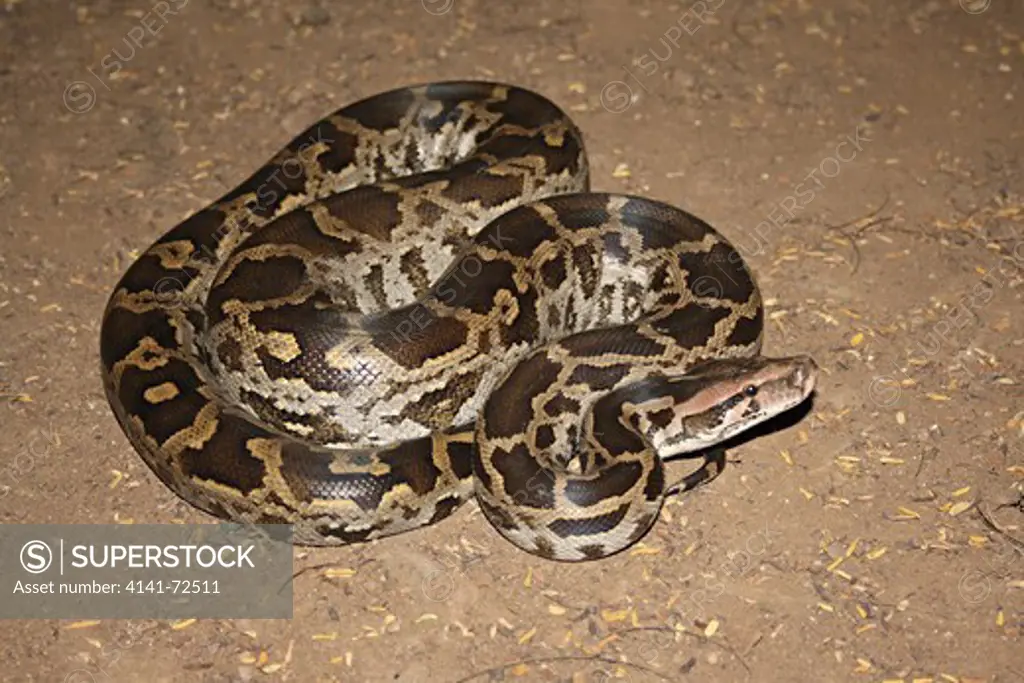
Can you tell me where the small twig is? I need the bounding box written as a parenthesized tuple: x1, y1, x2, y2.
(290, 561, 338, 581)
(742, 631, 764, 658)
(825, 191, 891, 234)
(996, 491, 1024, 514)
(983, 232, 1024, 260)
(976, 503, 1024, 553)
(914, 446, 938, 480)
(278, 558, 371, 595)
(824, 191, 892, 275)
(834, 225, 863, 275)
(452, 654, 672, 683)
(730, 13, 754, 48)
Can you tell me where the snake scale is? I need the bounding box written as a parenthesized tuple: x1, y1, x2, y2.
(100, 81, 818, 561)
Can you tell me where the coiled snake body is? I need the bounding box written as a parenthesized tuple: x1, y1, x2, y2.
(100, 82, 817, 561)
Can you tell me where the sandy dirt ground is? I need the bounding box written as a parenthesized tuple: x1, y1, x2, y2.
(1, 0, 1023, 681)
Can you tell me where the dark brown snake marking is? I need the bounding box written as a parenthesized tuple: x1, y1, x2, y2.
(100, 81, 817, 561)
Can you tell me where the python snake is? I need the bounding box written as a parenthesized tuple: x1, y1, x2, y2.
(100, 81, 817, 561)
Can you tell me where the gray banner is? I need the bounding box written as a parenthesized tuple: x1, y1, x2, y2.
(1, 524, 293, 618)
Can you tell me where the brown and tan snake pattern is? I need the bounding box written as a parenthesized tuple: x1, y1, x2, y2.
(100, 81, 818, 561)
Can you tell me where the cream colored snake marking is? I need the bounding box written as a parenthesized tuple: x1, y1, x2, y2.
(100, 81, 818, 561)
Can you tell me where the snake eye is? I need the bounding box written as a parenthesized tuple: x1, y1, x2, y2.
(743, 385, 758, 397)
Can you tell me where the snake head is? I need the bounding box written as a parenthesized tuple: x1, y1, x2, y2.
(631, 355, 819, 456)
